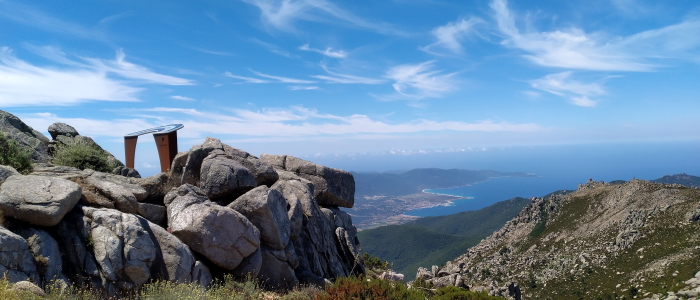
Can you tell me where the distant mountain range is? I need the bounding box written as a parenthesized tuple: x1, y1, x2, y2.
(651, 173, 700, 187)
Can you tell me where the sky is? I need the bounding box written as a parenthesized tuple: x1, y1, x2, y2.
(1, 0, 699, 177)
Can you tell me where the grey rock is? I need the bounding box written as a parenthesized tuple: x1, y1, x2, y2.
(83, 207, 157, 287)
(112, 166, 141, 178)
(11, 281, 45, 296)
(222, 143, 279, 187)
(83, 175, 139, 214)
(258, 246, 298, 290)
(686, 208, 700, 222)
(0, 226, 39, 283)
(0, 175, 81, 226)
(271, 178, 307, 241)
(416, 267, 433, 281)
(379, 271, 405, 282)
(148, 220, 212, 286)
(16, 227, 70, 287)
(48, 122, 79, 140)
(200, 150, 256, 199)
(137, 203, 167, 225)
(431, 273, 462, 289)
(166, 184, 260, 270)
(28, 164, 82, 180)
(133, 172, 169, 204)
(260, 154, 355, 208)
(231, 247, 262, 278)
(55, 212, 103, 290)
(228, 186, 290, 250)
(0, 165, 19, 184)
(0, 109, 50, 163)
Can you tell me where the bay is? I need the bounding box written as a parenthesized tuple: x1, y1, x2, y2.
(405, 175, 579, 217)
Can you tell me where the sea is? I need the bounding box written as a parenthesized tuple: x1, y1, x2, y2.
(312, 140, 700, 217)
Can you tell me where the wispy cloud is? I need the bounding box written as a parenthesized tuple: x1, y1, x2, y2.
(384, 61, 459, 99)
(422, 17, 484, 54)
(240, 0, 406, 35)
(311, 64, 385, 84)
(529, 72, 606, 107)
(0, 47, 191, 107)
(31, 106, 542, 140)
(299, 44, 347, 58)
(250, 70, 317, 84)
(0, 1, 105, 40)
(490, 0, 700, 71)
(171, 95, 196, 101)
(224, 71, 270, 83)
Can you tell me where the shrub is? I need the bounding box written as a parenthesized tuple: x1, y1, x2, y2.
(361, 252, 393, 271)
(316, 275, 426, 300)
(0, 131, 33, 174)
(52, 140, 115, 172)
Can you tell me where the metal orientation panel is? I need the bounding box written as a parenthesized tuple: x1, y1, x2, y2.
(124, 124, 184, 173)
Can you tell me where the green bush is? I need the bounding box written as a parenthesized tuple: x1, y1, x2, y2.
(0, 131, 33, 174)
(52, 140, 115, 172)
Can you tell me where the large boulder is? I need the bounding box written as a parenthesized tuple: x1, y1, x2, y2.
(0, 175, 81, 226)
(258, 245, 299, 290)
(271, 176, 306, 241)
(82, 207, 157, 290)
(168, 137, 278, 190)
(0, 110, 50, 163)
(0, 165, 19, 185)
(165, 184, 260, 270)
(228, 186, 290, 250)
(0, 226, 39, 283)
(260, 154, 354, 208)
(148, 219, 212, 286)
(200, 150, 256, 200)
(47, 122, 79, 140)
(15, 226, 70, 287)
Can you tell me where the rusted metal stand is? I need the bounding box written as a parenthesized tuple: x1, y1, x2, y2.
(124, 124, 183, 173)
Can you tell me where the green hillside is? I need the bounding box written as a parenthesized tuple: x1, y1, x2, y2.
(652, 173, 700, 187)
(357, 197, 531, 279)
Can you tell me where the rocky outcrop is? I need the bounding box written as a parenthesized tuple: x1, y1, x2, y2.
(261, 154, 355, 208)
(47, 122, 79, 140)
(165, 184, 261, 270)
(0, 112, 362, 293)
(0, 175, 82, 226)
(0, 227, 39, 284)
(0, 110, 50, 163)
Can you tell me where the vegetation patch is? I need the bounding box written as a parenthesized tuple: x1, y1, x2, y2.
(52, 140, 116, 172)
(0, 131, 33, 174)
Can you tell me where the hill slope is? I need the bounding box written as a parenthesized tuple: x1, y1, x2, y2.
(358, 197, 531, 279)
(652, 173, 700, 187)
(422, 179, 700, 300)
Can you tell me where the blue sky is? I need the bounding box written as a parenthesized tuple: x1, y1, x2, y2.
(1, 0, 699, 175)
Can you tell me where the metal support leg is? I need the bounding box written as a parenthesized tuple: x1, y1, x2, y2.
(153, 131, 178, 172)
(124, 136, 139, 169)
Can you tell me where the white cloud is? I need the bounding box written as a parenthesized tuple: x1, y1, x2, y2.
(239, 0, 405, 35)
(224, 71, 270, 83)
(0, 47, 192, 107)
(299, 44, 347, 58)
(385, 61, 459, 99)
(31, 106, 541, 140)
(529, 72, 606, 107)
(250, 70, 317, 84)
(490, 0, 700, 71)
(423, 17, 484, 54)
(311, 64, 385, 84)
(171, 95, 196, 101)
